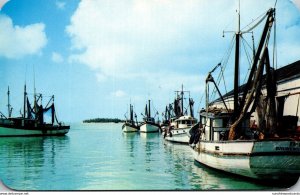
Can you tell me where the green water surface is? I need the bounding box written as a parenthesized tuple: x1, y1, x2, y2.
(0, 123, 296, 190)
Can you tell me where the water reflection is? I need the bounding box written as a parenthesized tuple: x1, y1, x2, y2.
(0, 123, 284, 190)
(163, 141, 196, 189)
(140, 133, 159, 173)
(122, 131, 138, 139)
(122, 132, 138, 160)
(0, 136, 70, 190)
(162, 141, 272, 190)
(139, 132, 160, 140)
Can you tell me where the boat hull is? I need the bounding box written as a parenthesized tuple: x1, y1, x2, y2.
(122, 123, 138, 132)
(193, 140, 300, 180)
(165, 128, 190, 144)
(0, 125, 69, 137)
(140, 122, 160, 133)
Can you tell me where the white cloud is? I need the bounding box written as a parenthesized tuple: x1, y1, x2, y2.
(55, 1, 66, 10)
(66, 0, 300, 89)
(51, 52, 64, 63)
(66, 1, 229, 75)
(293, 0, 300, 10)
(111, 90, 126, 98)
(96, 73, 107, 82)
(0, 15, 47, 59)
(0, 0, 9, 11)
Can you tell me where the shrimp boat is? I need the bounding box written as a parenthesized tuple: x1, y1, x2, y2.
(140, 100, 160, 133)
(0, 85, 70, 136)
(190, 7, 300, 181)
(164, 85, 197, 144)
(160, 105, 171, 133)
(122, 103, 139, 132)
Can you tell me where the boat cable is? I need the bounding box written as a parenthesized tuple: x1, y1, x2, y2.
(26, 92, 53, 98)
(241, 11, 267, 33)
(241, 36, 254, 84)
(272, 12, 277, 70)
(210, 35, 235, 101)
(210, 10, 267, 102)
(151, 100, 159, 120)
(197, 93, 205, 113)
(0, 111, 7, 119)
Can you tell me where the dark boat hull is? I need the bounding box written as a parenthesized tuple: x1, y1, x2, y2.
(0, 124, 70, 137)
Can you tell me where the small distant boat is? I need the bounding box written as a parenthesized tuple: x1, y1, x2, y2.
(140, 100, 160, 133)
(0, 85, 70, 137)
(122, 104, 139, 132)
(164, 85, 197, 144)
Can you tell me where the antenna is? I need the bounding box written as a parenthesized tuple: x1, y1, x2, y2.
(274, 0, 277, 7)
(25, 64, 28, 86)
(238, 0, 240, 33)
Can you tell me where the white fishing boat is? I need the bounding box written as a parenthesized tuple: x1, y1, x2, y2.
(164, 85, 197, 144)
(0, 85, 70, 137)
(122, 103, 139, 132)
(140, 100, 160, 133)
(190, 7, 300, 181)
(122, 124, 138, 133)
(139, 121, 160, 133)
(165, 115, 197, 144)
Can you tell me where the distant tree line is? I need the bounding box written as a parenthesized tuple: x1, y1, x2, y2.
(83, 118, 125, 123)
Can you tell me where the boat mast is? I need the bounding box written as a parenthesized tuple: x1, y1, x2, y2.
(181, 84, 184, 116)
(239, 8, 275, 110)
(233, 1, 241, 118)
(191, 99, 195, 117)
(23, 84, 27, 118)
(7, 86, 11, 118)
(33, 65, 37, 119)
(148, 99, 151, 118)
(174, 84, 189, 116)
(228, 8, 276, 140)
(130, 104, 133, 122)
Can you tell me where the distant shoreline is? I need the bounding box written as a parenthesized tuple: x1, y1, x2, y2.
(83, 118, 125, 123)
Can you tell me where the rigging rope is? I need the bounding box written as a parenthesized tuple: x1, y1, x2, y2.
(241, 36, 254, 84)
(220, 66, 228, 97)
(211, 10, 269, 101)
(198, 93, 205, 111)
(211, 35, 235, 100)
(241, 11, 267, 33)
(151, 100, 159, 118)
(273, 13, 277, 69)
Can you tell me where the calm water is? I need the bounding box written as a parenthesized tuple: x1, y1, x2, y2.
(0, 123, 296, 190)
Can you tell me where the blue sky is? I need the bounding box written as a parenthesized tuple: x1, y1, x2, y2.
(0, 0, 300, 123)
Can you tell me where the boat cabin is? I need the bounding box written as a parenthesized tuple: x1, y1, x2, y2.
(144, 117, 155, 123)
(199, 108, 251, 141)
(174, 116, 197, 129)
